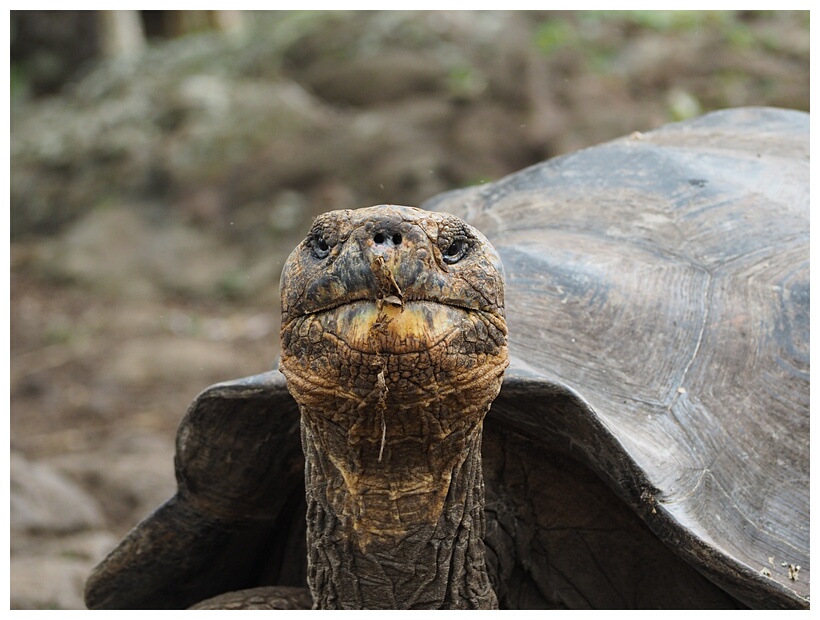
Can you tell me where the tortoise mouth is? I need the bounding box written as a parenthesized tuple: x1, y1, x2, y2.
(309, 299, 478, 355)
(298, 293, 487, 320)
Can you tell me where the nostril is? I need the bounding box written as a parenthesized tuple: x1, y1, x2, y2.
(373, 232, 402, 246)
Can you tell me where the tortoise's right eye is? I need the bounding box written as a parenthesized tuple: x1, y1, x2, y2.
(312, 236, 330, 259)
(441, 236, 469, 264)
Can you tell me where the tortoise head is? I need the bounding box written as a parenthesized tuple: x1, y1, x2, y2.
(279, 203, 508, 415)
(279, 203, 508, 424)
(280, 204, 506, 334)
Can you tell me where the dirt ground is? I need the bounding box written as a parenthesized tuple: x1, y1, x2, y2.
(9, 10, 810, 609)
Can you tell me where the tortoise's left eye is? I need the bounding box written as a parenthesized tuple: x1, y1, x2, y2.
(313, 236, 330, 259)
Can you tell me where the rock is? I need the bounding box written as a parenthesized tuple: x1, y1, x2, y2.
(448, 102, 534, 181)
(10, 453, 122, 609)
(47, 430, 177, 530)
(163, 78, 334, 193)
(33, 205, 247, 300)
(326, 97, 455, 204)
(10, 452, 104, 535)
(11, 529, 119, 562)
(99, 336, 261, 388)
(300, 50, 448, 106)
(11, 555, 93, 609)
(11, 530, 118, 612)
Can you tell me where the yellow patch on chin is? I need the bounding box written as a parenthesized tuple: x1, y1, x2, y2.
(327, 300, 466, 354)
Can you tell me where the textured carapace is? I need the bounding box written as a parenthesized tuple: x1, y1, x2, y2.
(278, 205, 508, 609)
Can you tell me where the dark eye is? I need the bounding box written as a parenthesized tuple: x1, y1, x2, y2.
(443, 238, 468, 264)
(313, 236, 330, 259)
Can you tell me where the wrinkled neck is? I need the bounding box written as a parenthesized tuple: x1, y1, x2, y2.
(301, 419, 497, 610)
(280, 294, 508, 609)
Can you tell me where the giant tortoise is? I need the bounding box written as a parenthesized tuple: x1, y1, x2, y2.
(85, 107, 809, 609)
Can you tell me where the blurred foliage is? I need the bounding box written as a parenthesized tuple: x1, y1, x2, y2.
(595, 10, 729, 32)
(10, 10, 809, 243)
(530, 10, 808, 120)
(534, 10, 807, 64)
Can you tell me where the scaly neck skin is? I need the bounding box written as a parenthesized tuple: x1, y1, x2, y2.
(300, 411, 497, 610)
(281, 303, 508, 608)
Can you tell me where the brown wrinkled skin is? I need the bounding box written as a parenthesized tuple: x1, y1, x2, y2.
(279, 205, 508, 609)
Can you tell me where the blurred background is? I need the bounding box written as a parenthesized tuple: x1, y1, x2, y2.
(9, 10, 810, 609)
